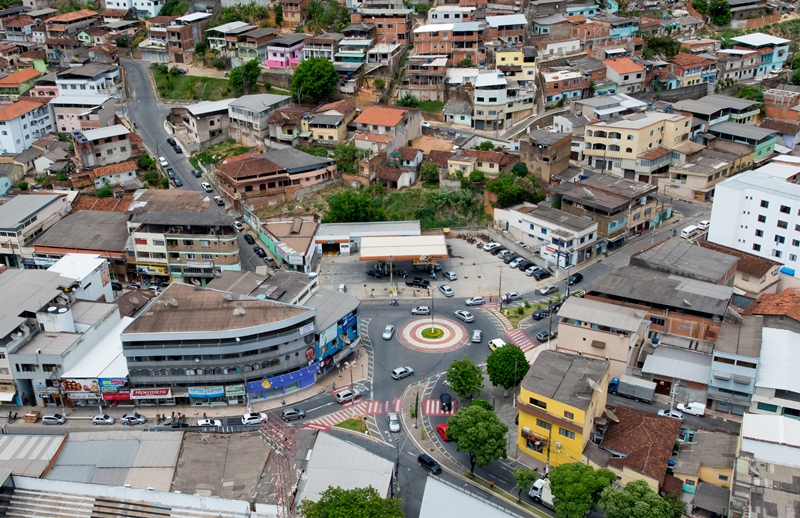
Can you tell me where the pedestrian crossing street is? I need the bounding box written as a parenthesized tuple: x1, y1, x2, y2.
(422, 398, 458, 416)
(506, 328, 537, 353)
(302, 398, 402, 431)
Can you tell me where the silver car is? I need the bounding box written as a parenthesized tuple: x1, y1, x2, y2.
(454, 310, 475, 323)
(121, 412, 147, 425)
(92, 414, 115, 426)
(387, 412, 401, 432)
(438, 284, 454, 297)
(443, 271, 457, 281)
(411, 306, 430, 315)
(472, 329, 483, 343)
(465, 296, 485, 306)
(382, 324, 395, 339)
(42, 413, 66, 425)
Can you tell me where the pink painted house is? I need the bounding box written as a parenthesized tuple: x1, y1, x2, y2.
(265, 33, 307, 69)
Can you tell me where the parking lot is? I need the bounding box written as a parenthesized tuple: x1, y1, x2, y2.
(317, 235, 572, 301)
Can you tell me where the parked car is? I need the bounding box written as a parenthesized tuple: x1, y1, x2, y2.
(517, 260, 533, 271)
(233, 221, 244, 232)
(501, 291, 522, 303)
(536, 330, 557, 342)
(243, 234, 255, 244)
(443, 271, 458, 281)
(438, 284, 454, 297)
(173, 177, 183, 187)
(42, 413, 66, 425)
(411, 306, 430, 315)
(538, 285, 558, 296)
(436, 423, 451, 441)
(697, 220, 710, 230)
(111, 281, 122, 291)
(201, 182, 213, 192)
(508, 257, 525, 268)
(465, 296, 485, 306)
(658, 409, 684, 420)
(337, 284, 347, 293)
(166, 137, 176, 146)
(454, 310, 474, 323)
(549, 301, 563, 313)
(497, 250, 514, 259)
(534, 270, 553, 281)
(472, 329, 483, 343)
(418, 453, 442, 474)
(120, 412, 147, 425)
(483, 243, 501, 252)
(281, 408, 306, 421)
(392, 366, 414, 380)
(366, 269, 384, 278)
(387, 412, 401, 432)
(532, 309, 550, 320)
(242, 412, 268, 425)
(491, 247, 506, 256)
(173, 144, 183, 154)
(92, 414, 115, 425)
(568, 273, 583, 286)
(503, 254, 518, 264)
(335, 388, 361, 404)
(253, 247, 266, 258)
(525, 265, 542, 277)
(197, 418, 222, 427)
(382, 324, 395, 340)
(158, 157, 168, 167)
(439, 393, 452, 411)
(175, 68, 187, 74)
(191, 169, 202, 178)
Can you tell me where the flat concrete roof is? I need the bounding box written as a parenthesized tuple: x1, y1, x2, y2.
(0, 269, 74, 340)
(316, 220, 420, 240)
(630, 237, 738, 284)
(303, 288, 360, 330)
(29, 210, 130, 252)
(359, 235, 448, 261)
(521, 350, 608, 411)
(0, 194, 62, 231)
(558, 296, 645, 332)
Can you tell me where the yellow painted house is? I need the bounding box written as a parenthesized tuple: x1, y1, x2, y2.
(517, 350, 609, 468)
(672, 429, 737, 494)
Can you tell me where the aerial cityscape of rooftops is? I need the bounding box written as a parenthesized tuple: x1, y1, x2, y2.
(0, 0, 797, 515)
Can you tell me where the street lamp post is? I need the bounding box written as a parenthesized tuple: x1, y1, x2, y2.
(430, 287, 435, 332)
(344, 361, 356, 416)
(498, 265, 503, 311)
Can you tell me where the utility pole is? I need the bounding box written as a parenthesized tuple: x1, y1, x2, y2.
(498, 265, 503, 312)
(389, 255, 393, 298)
(547, 307, 553, 350)
(393, 433, 405, 498)
(430, 286, 435, 332)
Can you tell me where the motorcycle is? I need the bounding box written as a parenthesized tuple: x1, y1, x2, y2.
(389, 299, 398, 306)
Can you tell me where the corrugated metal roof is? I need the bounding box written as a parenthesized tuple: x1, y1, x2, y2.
(742, 413, 800, 447)
(558, 297, 645, 332)
(756, 328, 800, 392)
(0, 434, 66, 477)
(360, 235, 448, 261)
(641, 346, 711, 384)
(420, 477, 522, 518)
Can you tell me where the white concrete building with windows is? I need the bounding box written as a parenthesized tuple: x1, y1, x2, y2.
(0, 100, 53, 154)
(751, 327, 800, 419)
(493, 201, 598, 268)
(0, 194, 70, 268)
(708, 161, 800, 277)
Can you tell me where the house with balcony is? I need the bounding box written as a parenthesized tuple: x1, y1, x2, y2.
(716, 48, 760, 83)
(279, 0, 310, 29)
(473, 72, 508, 132)
(484, 14, 526, 45)
(206, 21, 255, 54)
(302, 99, 356, 144)
(658, 151, 734, 202)
(0, 100, 53, 155)
(236, 27, 277, 65)
(45, 9, 97, 38)
(302, 32, 342, 62)
(557, 296, 648, 379)
(353, 105, 422, 155)
(50, 94, 114, 133)
(215, 148, 336, 212)
(55, 63, 123, 98)
(729, 33, 789, 77)
(267, 106, 307, 147)
(400, 54, 448, 103)
(44, 37, 86, 67)
(593, 14, 639, 41)
(335, 37, 371, 64)
(265, 34, 307, 69)
(603, 57, 645, 94)
(4, 15, 37, 42)
(228, 93, 290, 147)
(520, 130, 572, 185)
(0, 67, 39, 101)
(542, 69, 589, 107)
(172, 98, 234, 147)
(163, 12, 211, 65)
(668, 53, 717, 88)
(72, 124, 138, 169)
(350, 8, 413, 46)
(706, 315, 761, 418)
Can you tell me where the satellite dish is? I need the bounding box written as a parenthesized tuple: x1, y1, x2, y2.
(129, 296, 139, 304)
(605, 407, 619, 422)
(224, 293, 234, 301)
(683, 298, 692, 306)
(586, 378, 603, 393)
(583, 187, 594, 197)
(169, 298, 179, 307)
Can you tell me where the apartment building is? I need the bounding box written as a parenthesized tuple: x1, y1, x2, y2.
(412, 22, 482, 66)
(668, 53, 717, 88)
(235, 27, 277, 64)
(427, 6, 475, 23)
(519, 130, 572, 185)
(50, 94, 114, 133)
(279, 0, 310, 29)
(729, 33, 790, 77)
(707, 316, 761, 417)
(45, 9, 97, 37)
(206, 21, 255, 54)
(352, 105, 422, 154)
(0, 100, 52, 154)
(583, 111, 691, 178)
(0, 68, 39, 101)
(72, 124, 136, 168)
(716, 48, 759, 83)
(542, 69, 589, 106)
(126, 189, 240, 283)
(228, 93, 291, 147)
(350, 8, 413, 45)
(484, 14, 526, 44)
(750, 328, 800, 418)
(0, 194, 70, 268)
(301, 32, 340, 62)
(174, 98, 234, 147)
(4, 16, 37, 43)
(44, 37, 86, 67)
(165, 12, 212, 65)
(603, 57, 644, 94)
(265, 34, 307, 69)
(55, 63, 123, 98)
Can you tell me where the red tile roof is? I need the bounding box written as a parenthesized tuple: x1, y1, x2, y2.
(0, 68, 40, 87)
(376, 165, 405, 181)
(4, 16, 35, 28)
(697, 241, 780, 277)
(461, 148, 517, 167)
(397, 146, 421, 162)
(267, 106, 307, 126)
(424, 150, 454, 168)
(602, 406, 682, 488)
(603, 57, 645, 74)
(103, 9, 130, 17)
(86, 160, 137, 179)
(638, 146, 673, 161)
(0, 100, 42, 121)
(46, 9, 98, 23)
(314, 99, 355, 116)
(354, 105, 409, 127)
(742, 289, 800, 321)
(355, 133, 393, 143)
(217, 155, 283, 180)
(670, 53, 715, 68)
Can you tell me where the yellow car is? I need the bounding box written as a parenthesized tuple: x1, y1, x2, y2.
(488, 338, 507, 351)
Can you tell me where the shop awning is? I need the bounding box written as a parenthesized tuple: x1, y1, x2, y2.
(0, 392, 16, 402)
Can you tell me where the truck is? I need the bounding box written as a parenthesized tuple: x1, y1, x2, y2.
(608, 375, 656, 403)
(677, 402, 706, 417)
(528, 478, 555, 510)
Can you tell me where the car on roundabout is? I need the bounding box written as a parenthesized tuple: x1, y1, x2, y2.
(391, 366, 414, 380)
(387, 412, 401, 432)
(454, 310, 474, 323)
(465, 296, 485, 306)
(436, 423, 451, 441)
(382, 324, 395, 340)
(411, 306, 430, 315)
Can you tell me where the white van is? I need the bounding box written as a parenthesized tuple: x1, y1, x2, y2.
(201, 182, 213, 193)
(680, 225, 699, 239)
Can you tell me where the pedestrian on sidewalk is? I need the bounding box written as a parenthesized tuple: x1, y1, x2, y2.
(281, 398, 285, 406)
(203, 412, 206, 419)
(332, 382, 336, 391)
(489, 479, 494, 490)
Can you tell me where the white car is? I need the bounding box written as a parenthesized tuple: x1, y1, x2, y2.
(198, 418, 222, 427)
(335, 388, 361, 404)
(472, 329, 483, 343)
(501, 291, 522, 303)
(42, 413, 66, 425)
(120, 412, 147, 425)
(483, 243, 501, 251)
(697, 220, 710, 230)
(443, 271, 458, 281)
(657, 409, 684, 420)
(233, 221, 244, 232)
(411, 306, 430, 315)
(92, 414, 115, 426)
(158, 157, 168, 167)
(382, 324, 395, 339)
(387, 412, 401, 432)
(454, 310, 475, 323)
(508, 257, 525, 269)
(538, 285, 558, 296)
(465, 296, 485, 306)
(392, 366, 414, 380)
(242, 412, 268, 425)
(438, 284, 454, 297)
(525, 265, 542, 277)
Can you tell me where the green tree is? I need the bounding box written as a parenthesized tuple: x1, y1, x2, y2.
(58, 132, 72, 142)
(446, 404, 508, 476)
(373, 77, 385, 90)
(291, 57, 338, 102)
(396, 93, 420, 107)
(332, 142, 362, 175)
(297, 485, 403, 518)
(445, 357, 483, 398)
(487, 344, 529, 392)
(549, 463, 616, 518)
(456, 58, 473, 68)
(242, 59, 262, 93)
(708, 0, 731, 25)
(17, 181, 28, 190)
(600, 480, 680, 518)
(476, 140, 496, 151)
(793, 70, 800, 85)
(511, 162, 528, 177)
(116, 35, 129, 47)
(229, 67, 243, 90)
(468, 170, 485, 183)
(56, 173, 69, 181)
(273, 3, 283, 25)
(96, 186, 113, 198)
(514, 468, 539, 503)
(194, 41, 206, 54)
(323, 190, 385, 223)
(138, 155, 156, 171)
(692, 0, 707, 13)
(420, 162, 439, 183)
(143, 170, 161, 186)
(470, 398, 493, 411)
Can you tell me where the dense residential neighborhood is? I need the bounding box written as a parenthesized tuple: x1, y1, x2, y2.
(0, 0, 798, 515)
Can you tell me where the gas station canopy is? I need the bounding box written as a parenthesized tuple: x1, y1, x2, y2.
(359, 235, 448, 262)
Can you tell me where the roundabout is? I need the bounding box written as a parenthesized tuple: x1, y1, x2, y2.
(398, 317, 468, 353)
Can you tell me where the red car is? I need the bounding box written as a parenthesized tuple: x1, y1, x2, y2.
(436, 423, 451, 442)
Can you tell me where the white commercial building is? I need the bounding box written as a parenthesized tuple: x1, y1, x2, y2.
(0, 100, 53, 154)
(47, 254, 115, 302)
(708, 161, 800, 277)
(751, 327, 800, 418)
(0, 194, 70, 268)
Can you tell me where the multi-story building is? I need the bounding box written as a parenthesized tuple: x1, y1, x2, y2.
(427, 6, 475, 24)
(350, 8, 413, 45)
(603, 57, 645, 94)
(668, 52, 717, 88)
(0, 194, 70, 268)
(302, 99, 356, 144)
(45, 9, 97, 38)
(55, 63, 123, 98)
(235, 27, 277, 64)
(165, 12, 212, 65)
(0, 100, 52, 154)
(557, 297, 649, 379)
(519, 130, 572, 185)
(716, 48, 759, 83)
(412, 22, 482, 66)
(228, 93, 291, 147)
(335, 37, 371, 64)
(542, 69, 589, 106)
(742, 288, 800, 334)
(352, 105, 422, 154)
(44, 37, 86, 67)
(493, 202, 598, 267)
(517, 350, 609, 468)
(400, 55, 448, 102)
(571, 93, 647, 121)
(473, 73, 507, 132)
(484, 14, 526, 44)
(50, 94, 115, 133)
(0, 68, 39, 101)
(674, 94, 760, 133)
(707, 315, 761, 417)
(205, 21, 255, 54)
(729, 33, 790, 77)
(279, 0, 310, 29)
(764, 86, 800, 122)
(216, 148, 336, 212)
(583, 111, 692, 178)
(4, 16, 37, 42)
(265, 34, 307, 69)
(703, 121, 776, 166)
(72, 124, 136, 168)
(173, 98, 234, 147)
(750, 328, 800, 418)
(302, 32, 341, 62)
(698, 241, 781, 297)
(555, 174, 658, 251)
(593, 14, 639, 40)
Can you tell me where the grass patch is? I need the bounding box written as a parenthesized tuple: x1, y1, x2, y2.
(153, 67, 240, 101)
(419, 100, 445, 112)
(188, 156, 201, 171)
(195, 138, 251, 164)
(335, 418, 367, 433)
(421, 327, 444, 339)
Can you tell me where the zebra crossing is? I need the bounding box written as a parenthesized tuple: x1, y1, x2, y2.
(422, 398, 458, 416)
(302, 397, 402, 431)
(506, 328, 537, 352)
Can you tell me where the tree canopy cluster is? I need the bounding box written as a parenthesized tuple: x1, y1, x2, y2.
(291, 57, 339, 103)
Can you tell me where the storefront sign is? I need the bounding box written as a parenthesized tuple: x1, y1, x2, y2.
(69, 392, 98, 400)
(299, 323, 315, 336)
(131, 388, 171, 399)
(224, 384, 245, 397)
(135, 265, 167, 275)
(287, 254, 304, 266)
(320, 323, 337, 345)
(61, 379, 100, 393)
(188, 386, 225, 398)
(342, 312, 356, 330)
(102, 392, 131, 401)
(98, 378, 128, 393)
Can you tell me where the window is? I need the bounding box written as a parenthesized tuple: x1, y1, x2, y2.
(559, 428, 576, 440)
(627, 134, 634, 140)
(201, 253, 212, 260)
(182, 239, 193, 246)
(753, 244, 761, 251)
(792, 254, 798, 261)
(536, 419, 551, 430)
(773, 249, 782, 258)
(199, 240, 210, 247)
(529, 397, 547, 409)
(779, 220, 789, 229)
(134, 238, 147, 245)
(776, 235, 785, 244)
(650, 316, 665, 326)
(564, 411, 574, 420)
(758, 215, 766, 223)
(757, 402, 778, 412)
(755, 230, 764, 237)
(781, 205, 791, 214)
(153, 240, 165, 247)
(761, 200, 769, 208)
